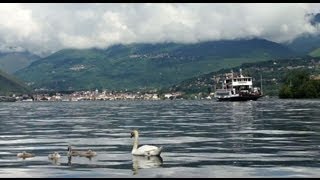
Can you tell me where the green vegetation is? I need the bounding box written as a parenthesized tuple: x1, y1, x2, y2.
(279, 69, 320, 98)
(309, 48, 320, 57)
(168, 57, 320, 98)
(14, 38, 296, 91)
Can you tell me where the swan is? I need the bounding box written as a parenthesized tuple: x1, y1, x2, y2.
(67, 145, 80, 157)
(48, 152, 61, 160)
(79, 149, 97, 158)
(130, 130, 163, 156)
(17, 151, 35, 159)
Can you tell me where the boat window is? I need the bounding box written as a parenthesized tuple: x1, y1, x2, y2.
(248, 78, 251, 81)
(234, 79, 237, 82)
(217, 92, 229, 96)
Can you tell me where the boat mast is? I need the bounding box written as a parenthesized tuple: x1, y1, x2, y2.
(260, 73, 263, 95)
(221, 78, 224, 89)
(231, 69, 233, 90)
(213, 75, 216, 91)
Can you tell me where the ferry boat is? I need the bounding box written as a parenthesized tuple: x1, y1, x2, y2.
(214, 69, 263, 101)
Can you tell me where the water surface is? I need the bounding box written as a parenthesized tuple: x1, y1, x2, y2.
(0, 98, 320, 177)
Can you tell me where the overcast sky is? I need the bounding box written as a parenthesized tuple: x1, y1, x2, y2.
(0, 3, 320, 56)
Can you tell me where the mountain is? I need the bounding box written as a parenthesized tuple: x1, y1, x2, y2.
(14, 38, 297, 91)
(0, 69, 31, 95)
(285, 34, 320, 55)
(0, 51, 40, 74)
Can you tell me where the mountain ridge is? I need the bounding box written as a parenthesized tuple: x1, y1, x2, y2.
(0, 51, 40, 74)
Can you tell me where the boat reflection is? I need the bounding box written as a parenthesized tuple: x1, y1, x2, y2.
(132, 155, 163, 175)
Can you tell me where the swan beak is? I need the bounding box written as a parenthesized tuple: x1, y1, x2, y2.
(130, 132, 134, 138)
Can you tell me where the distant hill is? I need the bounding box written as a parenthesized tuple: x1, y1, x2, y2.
(167, 57, 320, 97)
(0, 69, 31, 96)
(0, 51, 40, 74)
(14, 38, 297, 91)
(285, 34, 320, 55)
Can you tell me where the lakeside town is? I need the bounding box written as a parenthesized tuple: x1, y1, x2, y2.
(8, 90, 186, 102)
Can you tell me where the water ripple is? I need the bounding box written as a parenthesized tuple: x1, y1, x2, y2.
(0, 99, 320, 177)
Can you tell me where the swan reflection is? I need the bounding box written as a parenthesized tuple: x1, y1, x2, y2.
(132, 155, 163, 175)
(67, 154, 94, 167)
(49, 158, 61, 165)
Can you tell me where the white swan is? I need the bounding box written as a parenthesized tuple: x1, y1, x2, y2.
(48, 152, 61, 160)
(17, 151, 35, 159)
(130, 130, 163, 156)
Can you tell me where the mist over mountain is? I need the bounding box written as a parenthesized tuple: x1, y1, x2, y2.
(285, 13, 320, 55)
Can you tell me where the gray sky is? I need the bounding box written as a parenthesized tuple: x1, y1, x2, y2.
(0, 3, 320, 56)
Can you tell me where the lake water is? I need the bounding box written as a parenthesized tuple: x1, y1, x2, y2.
(0, 98, 320, 178)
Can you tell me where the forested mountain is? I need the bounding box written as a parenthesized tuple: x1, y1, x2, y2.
(14, 38, 296, 91)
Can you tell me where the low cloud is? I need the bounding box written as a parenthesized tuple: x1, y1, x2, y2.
(0, 3, 319, 56)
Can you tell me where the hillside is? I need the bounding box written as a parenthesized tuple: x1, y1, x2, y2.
(167, 57, 320, 97)
(0, 69, 31, 96)
(0, 51, 40, 74)
(309, 48, 320, 57)
(14, 38, 297, 91)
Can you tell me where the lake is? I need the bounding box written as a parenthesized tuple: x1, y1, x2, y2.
(0, 98, 320, 178)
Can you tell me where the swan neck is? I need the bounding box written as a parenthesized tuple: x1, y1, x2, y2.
(133, 135, 139, 150)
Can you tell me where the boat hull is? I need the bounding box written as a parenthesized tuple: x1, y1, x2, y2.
(216, 95, 263, 101)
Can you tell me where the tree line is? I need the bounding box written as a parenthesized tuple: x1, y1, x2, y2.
(279, 69, 320, 98)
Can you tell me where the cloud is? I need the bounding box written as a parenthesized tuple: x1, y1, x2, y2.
(0, 3, 319, 56)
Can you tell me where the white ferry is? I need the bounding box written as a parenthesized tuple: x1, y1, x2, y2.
(214, 69, 263, 101)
